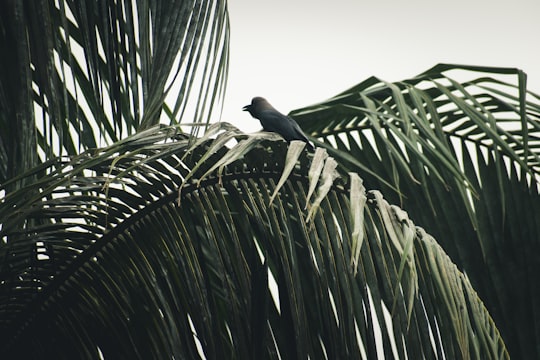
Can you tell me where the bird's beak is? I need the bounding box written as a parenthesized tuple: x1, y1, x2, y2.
(242, 105, 250, 111)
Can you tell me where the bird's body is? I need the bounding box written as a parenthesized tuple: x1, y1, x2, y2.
(243, 97, 314, 150)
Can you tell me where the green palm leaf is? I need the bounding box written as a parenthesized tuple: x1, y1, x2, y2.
(292, 64, 540, 359)
(0, 0, 535, 356)
(0, 0, 229, 185)
(0, 126, 508, 358)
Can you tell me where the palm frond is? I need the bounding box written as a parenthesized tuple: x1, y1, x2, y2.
(0, 125, 507, 358)
(291, 64, 540, 359)
(0, 0, 229, 184)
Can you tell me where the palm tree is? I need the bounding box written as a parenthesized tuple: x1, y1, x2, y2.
(1, 1, 538, 359)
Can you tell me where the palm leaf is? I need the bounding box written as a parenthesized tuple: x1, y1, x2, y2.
(0, 0, 229, 185)
(0, 125, 508, 358)
(291, 64, 540, 359)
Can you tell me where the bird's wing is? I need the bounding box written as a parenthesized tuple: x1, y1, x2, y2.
(257, 110, 313, 149)
(287, 116, 315, 150)
(287, 116, 310, 142)
(257, 110, 298, 137)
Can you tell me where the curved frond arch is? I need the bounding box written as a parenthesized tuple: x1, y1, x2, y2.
(0, 125, 508, 359)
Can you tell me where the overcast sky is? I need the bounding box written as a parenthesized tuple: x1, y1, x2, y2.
(222, 0, 540, 133)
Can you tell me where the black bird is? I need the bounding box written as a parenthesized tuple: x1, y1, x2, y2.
(243, 97, 314, 150)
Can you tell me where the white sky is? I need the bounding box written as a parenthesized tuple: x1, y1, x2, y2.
(222, 0, 540, 133)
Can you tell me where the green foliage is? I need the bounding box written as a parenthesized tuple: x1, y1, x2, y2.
(0, 126, 508, 358)
(292, 64, 540, 359)
(0, 0, 229, 185)
(0, 0, 538, 358)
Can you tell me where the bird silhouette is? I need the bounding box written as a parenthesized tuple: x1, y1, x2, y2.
(243, 97, 314, 150)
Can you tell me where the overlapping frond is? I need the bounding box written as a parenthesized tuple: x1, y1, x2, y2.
(0, 125, 507, 358)
(0, 0, 229, 184)
(291, 64, 540, 359)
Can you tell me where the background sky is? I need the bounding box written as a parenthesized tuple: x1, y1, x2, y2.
(222, 0, 540, 133)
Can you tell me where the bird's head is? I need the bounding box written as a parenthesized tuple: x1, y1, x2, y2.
(242, 97, 273, 118)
